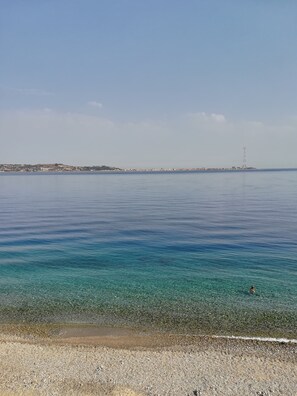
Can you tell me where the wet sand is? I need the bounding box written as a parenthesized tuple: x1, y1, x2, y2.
(0, 324, 296, 395)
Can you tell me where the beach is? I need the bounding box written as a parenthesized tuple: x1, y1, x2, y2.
(0, 325, 296, 396)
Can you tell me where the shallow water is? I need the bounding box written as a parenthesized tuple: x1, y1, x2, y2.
(0, 170, 296, 337)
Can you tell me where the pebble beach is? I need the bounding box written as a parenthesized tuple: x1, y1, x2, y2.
(0, 325, 296, 396)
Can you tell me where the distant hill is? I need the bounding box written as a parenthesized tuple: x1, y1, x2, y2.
(0, 163, 122, 172)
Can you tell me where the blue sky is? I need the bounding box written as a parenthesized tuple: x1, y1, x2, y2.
(1, 1, 297, 168)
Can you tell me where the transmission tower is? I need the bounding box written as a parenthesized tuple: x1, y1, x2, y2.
(242, 146, 247, 169)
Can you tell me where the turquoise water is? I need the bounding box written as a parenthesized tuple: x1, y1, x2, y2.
(0, 170, 296, 338)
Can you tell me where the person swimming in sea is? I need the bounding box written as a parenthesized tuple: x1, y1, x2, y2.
(249, 285, 256, 295)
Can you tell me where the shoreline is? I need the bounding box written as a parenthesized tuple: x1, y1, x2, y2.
(0, 324, 296, 395)
(1, 322, 296, 346)
(1, 324, 296, 395)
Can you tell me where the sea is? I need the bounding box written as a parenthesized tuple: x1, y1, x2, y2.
(0, 170, 296, 339)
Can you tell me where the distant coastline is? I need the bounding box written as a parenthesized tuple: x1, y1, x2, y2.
(0, 163, 256, 173)
(0, 163, 121, 173)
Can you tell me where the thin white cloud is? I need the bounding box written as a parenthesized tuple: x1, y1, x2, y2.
(7, 87, 54, 96)
(87, 101, 103, 109)
(210, 113, 226, 123)
(186, 112, 226, 123)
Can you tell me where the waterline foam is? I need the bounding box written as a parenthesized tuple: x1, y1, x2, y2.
(212, 335, 297, 344)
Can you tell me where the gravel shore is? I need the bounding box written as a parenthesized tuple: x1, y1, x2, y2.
(0, 326, 296, 396)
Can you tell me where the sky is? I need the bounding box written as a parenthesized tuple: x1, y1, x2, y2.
(0, 0, 297, 168)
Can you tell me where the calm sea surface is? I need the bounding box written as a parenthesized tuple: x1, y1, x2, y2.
(0, 170, 296, 338)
